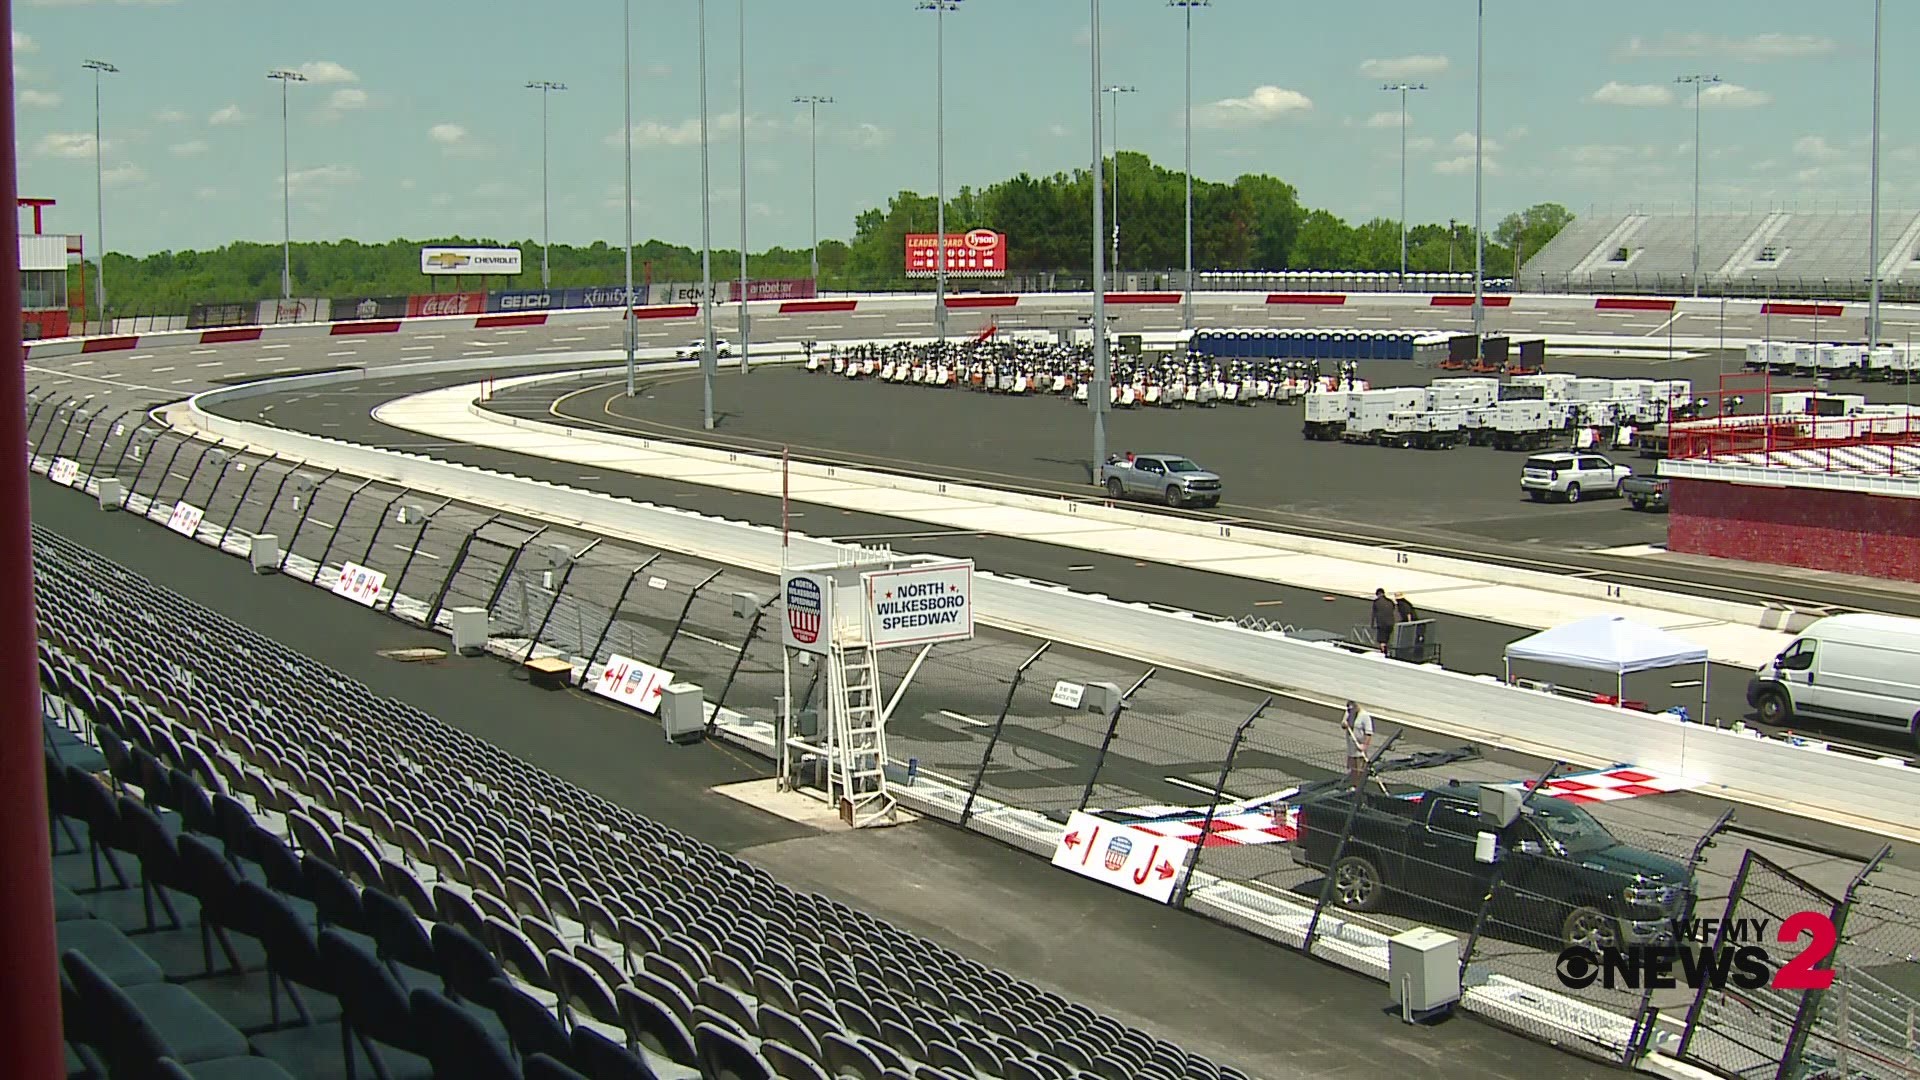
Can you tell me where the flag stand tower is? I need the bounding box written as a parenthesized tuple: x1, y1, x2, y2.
(777, 545, 975, 829)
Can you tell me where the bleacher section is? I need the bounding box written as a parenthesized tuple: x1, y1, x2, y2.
(37, 525, 1247, 1080)
(1523, 208, 1920, 294)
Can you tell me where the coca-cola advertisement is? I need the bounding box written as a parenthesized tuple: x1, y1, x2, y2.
(406, 292, 487, 318)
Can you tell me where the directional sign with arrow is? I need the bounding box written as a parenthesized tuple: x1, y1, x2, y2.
(1049, 810, 1196, 905)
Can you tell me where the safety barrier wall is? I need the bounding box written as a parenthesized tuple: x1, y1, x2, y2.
(176, 366, 1920, 843)
(25, 288, 1909, 362)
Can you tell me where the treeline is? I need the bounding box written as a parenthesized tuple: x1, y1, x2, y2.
(88, 153, 1573, 313)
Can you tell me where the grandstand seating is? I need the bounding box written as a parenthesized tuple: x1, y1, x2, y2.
(37, 524, 1246, 1080)
(1522, 208, 1920, 293)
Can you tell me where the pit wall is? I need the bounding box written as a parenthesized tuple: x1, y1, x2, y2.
(1669, 478, 1920, 584)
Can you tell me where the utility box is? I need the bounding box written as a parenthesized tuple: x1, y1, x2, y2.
(96, 477, 125, 511)
(1388, 927, 1461, 1019)
(448, 607, 489, 656)
(660, 683, 707, 744)
(248, 535, 280, 574)
(1479, 783, 1524, 828)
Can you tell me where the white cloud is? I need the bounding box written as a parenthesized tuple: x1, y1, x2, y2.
(194, 186, 218, 200)
(170, 139, 207, 157)
(102, 162, 145, 188)
(1363, 111, 1405, 130)
(1047, 123, 1070, 138)
(1434, 155, 1500, 176)
(1558, 143, 1662, 169)
(1793, 135, 1847, 162)
(155, 109, 187, 124)
(36, 132, 99, 159)
(472, 181, 517, 199)
(428, 123, 467, 145)
(604, 111, 784, 148)
(399, 178, 417, 190)
(1194, 85, 1312, 129)
(1071, 25, 1093, 48)
(1589, 81, 1676, 107)
(1450, 131, 1501, 154)
(18, 89, 61, 108)
(26, 0, 179, 5)
(1700, 83, 1771, 108)
(284, 164, 359, 197)
(292, 60, 357, 85)
(326, 88, 370, 110)
(1357, 55, 1449, 79)
(12, 31, 35, 53)
(209, 104, 244, 126)
(1621, 32, 1837, 62)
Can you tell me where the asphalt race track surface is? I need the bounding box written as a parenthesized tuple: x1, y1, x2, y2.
(29, 471, 1635, 1080)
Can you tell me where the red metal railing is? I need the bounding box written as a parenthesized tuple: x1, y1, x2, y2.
(1669, 412, 1920, 476)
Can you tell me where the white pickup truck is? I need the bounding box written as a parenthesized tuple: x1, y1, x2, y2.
(1098, 453, 1223, 508)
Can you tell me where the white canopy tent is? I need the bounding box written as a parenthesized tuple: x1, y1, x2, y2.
(1503, 616, 1711, 719)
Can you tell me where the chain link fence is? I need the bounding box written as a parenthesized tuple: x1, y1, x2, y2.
(24, 400, 1917, 1077)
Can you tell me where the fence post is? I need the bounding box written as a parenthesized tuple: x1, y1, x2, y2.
(67, 408, 112, 469)
(514, 539, 602, 671)
(173, 439, 228, 508)
(130, 432, 187, 510)
(46, 400, 84, 458)
(423, 512, 502, 628)
(1172, 697, 1268, 910)
(1459, 760, 1565, 981)
(658, 570, 723, 668)
(301, 473, 360, 574)
(32, 398, 75, 453)
(710, 597, 774, 731)
(584, 558, 657, 683)
(483, 525, 550, 617)
(218, 452, 279, 548)
(383, 500, 457, 613)
(1626, 807, 1734, 1065)
(357, 488, 417, 569)
(1774, 844, 1892, 1080)
(1676, 850, 1758, 1060)
(199, 450, 244, 526)
(1074, 669, 1156, 815)
(102, 422, 149, 489)
(250, 460, 306, 551)
(24, 390, 52, 448)
(960, 641, 1050, 827)
(80, 410, 131, 485)
(1303, 731, 1404, 952)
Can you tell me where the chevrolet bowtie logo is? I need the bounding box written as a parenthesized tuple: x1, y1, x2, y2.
(426, 253, 469, 270)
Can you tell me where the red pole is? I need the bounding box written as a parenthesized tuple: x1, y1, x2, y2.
(781, 445, 790, 552)
(0, 4, 65, 1074)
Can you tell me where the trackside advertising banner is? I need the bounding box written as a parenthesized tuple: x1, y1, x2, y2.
(905, 230, 1007, 276)
(407, 292, 487, 318)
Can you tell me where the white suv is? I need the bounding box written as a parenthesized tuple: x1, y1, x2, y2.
(677, 338, 733, 360)
(1521, 451, 1633, 503)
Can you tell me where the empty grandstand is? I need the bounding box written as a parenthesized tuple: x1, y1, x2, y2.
(1522, 208, 1920, 300)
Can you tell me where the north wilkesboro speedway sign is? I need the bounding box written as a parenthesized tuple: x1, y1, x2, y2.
(863, 562, 974, 650)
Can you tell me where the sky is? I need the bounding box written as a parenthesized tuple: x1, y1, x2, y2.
(9, 0, 1914, 258)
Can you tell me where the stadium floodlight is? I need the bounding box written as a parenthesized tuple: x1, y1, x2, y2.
(1471, 0, 1484, 341)
(697, 0, 718, 426)
(525, 81, 567, 290)
(1383, 82, 1427, 286)
(793, 95, 835, 283)
(1869, 0, 1884, 344)
(621, 3, 640, 400)
(82, 60, 118, 331)
(1675, 74, 1722, 298)
(737, 0, 751, 377)
(917, 0, 962, 356)
(1169, 1, 1209, 331)
(267, 70, 308, 300)
(1103, 85, 1136, 274)
(1089, 0, 1110, 473)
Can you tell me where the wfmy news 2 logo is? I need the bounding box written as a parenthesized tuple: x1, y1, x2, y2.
(1556, 912, 1839, 992)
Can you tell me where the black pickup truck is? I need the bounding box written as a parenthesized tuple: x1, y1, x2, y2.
(1620, 475, 1671, 512)
(1291, 781, 1693, 950)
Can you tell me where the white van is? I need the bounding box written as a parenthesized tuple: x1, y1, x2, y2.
(1746, 614, 1920, 743)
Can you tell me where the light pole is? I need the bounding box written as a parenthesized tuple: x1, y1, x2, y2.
(793, 95, 833, 282)
(267, 69, 307, 300)
(82, 60, 117, 331)
(1383, 81, 1426, 285)
(698, 0, 717, 427)
(736, 0, 750, 376)
(1170, 1, 1208, 332)
(1471, 0, 1484, 341)
(1676, 73, 1720, 298)
(1090, 0, 1110, 472)
(1104, 85, 1136, 274)
(526, 80, 567, 290)
(622, 2, 637, 397)
(918, 0, 961, 355)
(1868, 0, 1884, 345)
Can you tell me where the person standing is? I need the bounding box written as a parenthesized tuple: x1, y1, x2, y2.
(1343, 700, 1375, 789)
(1371, 588, 1396, 652)
(1394, 593, 1418, 623)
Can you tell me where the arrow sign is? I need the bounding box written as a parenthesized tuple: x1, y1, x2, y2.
(1050, 811, 1194, 906)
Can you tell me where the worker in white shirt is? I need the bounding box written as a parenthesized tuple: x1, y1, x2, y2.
(1343, 700, 1374, 789)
